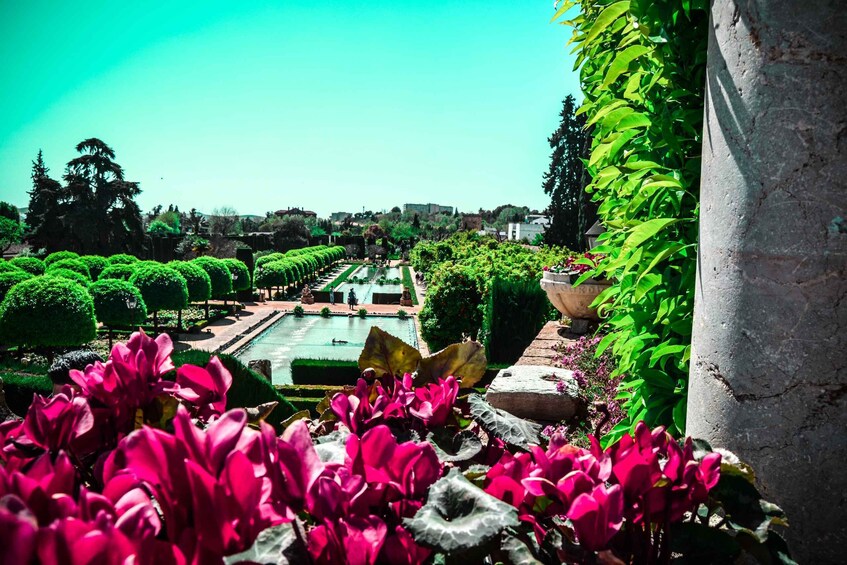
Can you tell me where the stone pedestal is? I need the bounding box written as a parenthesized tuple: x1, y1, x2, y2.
(688, 2, 846, 561)
(540, 272, 610, 333)
(485, 365, 584, 422)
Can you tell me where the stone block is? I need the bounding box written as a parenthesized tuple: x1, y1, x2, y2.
(485, 365, 583, 422)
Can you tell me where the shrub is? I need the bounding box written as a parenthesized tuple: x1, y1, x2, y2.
(293, 305, 304, 317)
(107, 253, 139, 265)
(78, 255, 108, 280)
(129, 265, 189, 319)
(45, 268, 90, 287)
(222, 258, 251, 291)
(0, 270, 34, 303)
(290, 358, 359, 386)
(170, 349, 297, 430)
(419, 263, 483, 351)
(10, 256, 45, 275)
(319, 306, 331, 317)
(0, 261, 22, 274)
(44, 250, 80, 266)
(192, 256, 232, 299)
(47, 350, 104, 387)
(0, 276, 97, 348)
(357, 308, 367, 318)
(397, 309, 408, 320)
(47, 258, 91, 280)
(88, 279, 148, 328)
(0, 372, 52, 416)
(168, 261, 212, 303)
(99, 263, 137, 281)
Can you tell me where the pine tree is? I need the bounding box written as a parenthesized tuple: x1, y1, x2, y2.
(26, 150, 66, 251)
(542, 95, 594, 250)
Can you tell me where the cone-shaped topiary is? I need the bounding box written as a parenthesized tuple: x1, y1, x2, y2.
(0, 276, 96, 348)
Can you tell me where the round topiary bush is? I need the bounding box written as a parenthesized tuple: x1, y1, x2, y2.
(192, 257, 232, 299)
(99, 263, 137, 281)
(293, 305, 304, 317)
(79, 255, 108, 280)
(44, 251, 80, 267)
(0, 276, 97, 349)
(89, 279, 148, 328)
(320, 306, 331, 318)
(10, 257, 45, 276)
(222, 258, 251, 292)
(0, 261, 23, 274)
(168, 261, 212, 303)
(107, 254, 139, 265)
(129, 265, 188, 327)
(47, 268, 90, 287)
(47, 258, 91, 280)
(0, 270, 34, 303)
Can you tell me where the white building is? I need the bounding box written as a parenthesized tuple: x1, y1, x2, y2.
(507, 221, 546, 242)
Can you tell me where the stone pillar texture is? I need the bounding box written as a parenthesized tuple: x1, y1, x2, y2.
(688, 0, 846, 561)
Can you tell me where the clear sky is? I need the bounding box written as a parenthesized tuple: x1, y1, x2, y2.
(0, 0, 580, 218)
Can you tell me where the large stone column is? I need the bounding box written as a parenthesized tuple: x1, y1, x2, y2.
(688, 1, 846, 561)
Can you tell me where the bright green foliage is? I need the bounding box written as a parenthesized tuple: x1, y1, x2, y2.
(47, 258, 91, 280)
(223, 258, 251, 291)
(555, 0, 708, 439)
(0, 270, 34, 303)
(357, 308, 367, 318)
(88, 279, 148, 327)
(10, 257, 45, 276)
(192, 256, 232, 299)
(79, 255, 108, 280)
(0, 262, 22, 274)
(0, 276, 97, 347)
(293, 305, 304, 317)
(319, 306, 331, 318)
(0, 217, 23, 252)
(413, 233, 570, 351)
(129, 265, 189, 313)
(255, 260, 291, 291)
(47, 268, 90, 287)
(480, 278, 555, 364)
(107, 253, 139, 265)
(147, 219, 180, 235)
(99, 263, 137, 281)
(44, 250, 80, 266)
(168, 261, 212, 303)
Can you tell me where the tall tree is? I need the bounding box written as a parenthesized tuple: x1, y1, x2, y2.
(542, 95, 593, 250)
(61, 139, 145, 254)
(208, 206, 241, 236)
(26, 150, 66, 251)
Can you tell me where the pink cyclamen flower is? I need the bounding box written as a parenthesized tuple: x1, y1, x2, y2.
(567, 483, 624, 551)
(173, 355, 233, 420)
(408, 375, 458, 427)
(21, 386, 94, 453)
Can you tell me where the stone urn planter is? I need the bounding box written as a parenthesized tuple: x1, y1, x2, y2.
(540, 271, 611, 330)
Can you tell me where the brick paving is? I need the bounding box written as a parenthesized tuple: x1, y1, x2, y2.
(514, 321, 578, 367)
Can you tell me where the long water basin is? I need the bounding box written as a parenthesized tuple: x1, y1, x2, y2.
(234, 314, 418, 385)
(332, 265, 404, 304)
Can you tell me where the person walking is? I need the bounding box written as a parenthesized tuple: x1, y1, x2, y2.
(347, 288, 357, 311)
(329, 284, 335, 305)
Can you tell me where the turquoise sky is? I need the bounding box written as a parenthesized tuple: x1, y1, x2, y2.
(0, 0, 579, 218)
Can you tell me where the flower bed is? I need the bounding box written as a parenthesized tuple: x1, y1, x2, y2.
(0, 330, 792, 564)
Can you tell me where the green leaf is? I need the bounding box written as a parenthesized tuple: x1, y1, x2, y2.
(621, 218, 679, 254)
(358, 326, 422, 378)
(603, 45, 652, 87)
(416, 340, 487, 388)
(549, 0, 576, 23)
(500, 529, 545, 565)
(668, 522, 741, 562)
(467, 394, 541, 450)
(426, 429, 483, 463)
(404, 468, 519, 553)
(224, 521, 308, 565)
(582, 1, 631, 47)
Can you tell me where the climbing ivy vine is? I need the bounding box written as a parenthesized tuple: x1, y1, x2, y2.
(554, 0, 708, 440)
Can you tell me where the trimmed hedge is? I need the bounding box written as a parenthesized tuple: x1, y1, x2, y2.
(44, 251, 80, 266)
(290, 358, 361, 386)
(107, 254, 139, 265)
(0, 262, 22, 274)
(89, 279, 148, 327)
(79, 255, 108, 280)
(168, 261, 212, 303)
(192, 257, 232, 299)
(99, 263, 137, 281)
(223, 259, 251, 292)
(479, 277, 556, 364)
(129, 265, 189, 313)
(170, 350, 296, 432)
(1, 372, 52, 417)
(10, 257, 45, 276)
(46, 268, 90, 287)
(0, 270, 34, 303)
(47, 258, 91, 280)
(0, 276, 97, 348)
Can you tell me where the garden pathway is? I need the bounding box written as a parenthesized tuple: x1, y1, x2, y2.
(514, 321, 577, 367)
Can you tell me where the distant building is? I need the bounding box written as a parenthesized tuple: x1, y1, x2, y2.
(507, 221, 546, 242)
(460, 214, 483, 231)
(403, 203, 454, 215)
(330, 211, 352, 222)
(275, 207, 317, 218)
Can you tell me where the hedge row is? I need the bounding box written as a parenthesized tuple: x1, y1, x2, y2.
(254, 245, 345, 294)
